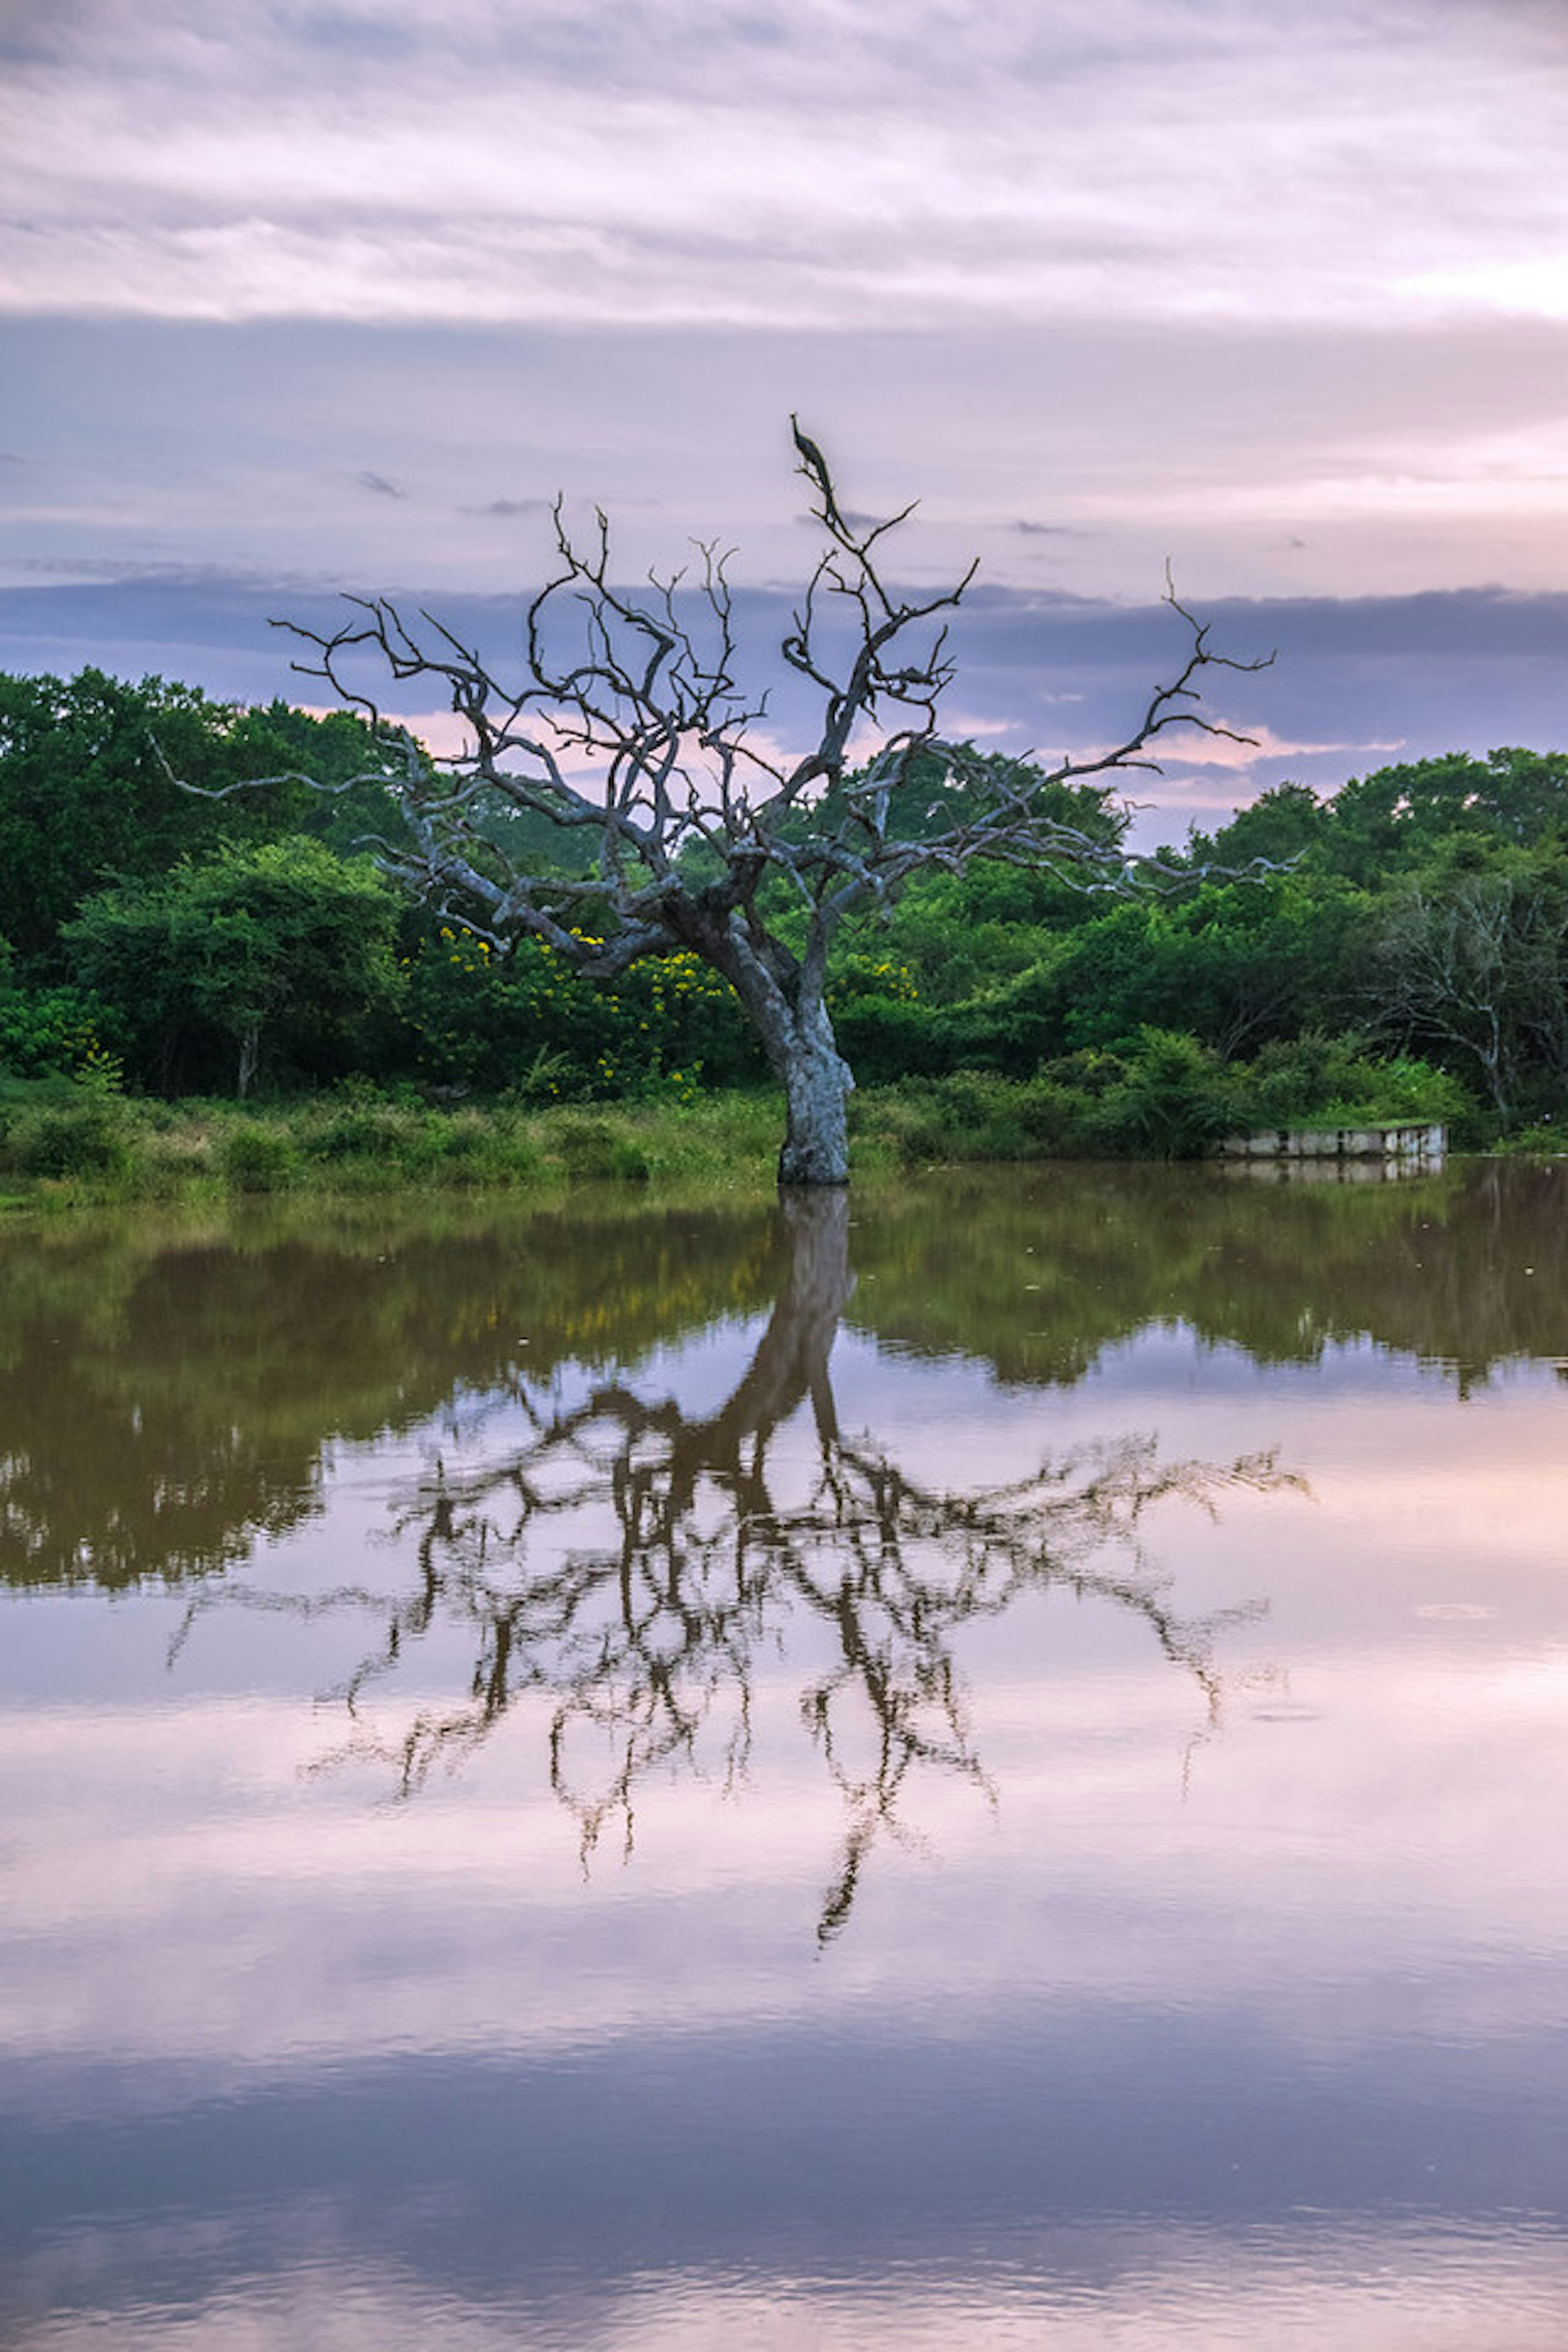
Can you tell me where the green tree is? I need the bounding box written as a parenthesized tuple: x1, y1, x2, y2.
(65, 838, 405, 1096)
(915, 873, 1353, 1072)
(1186, 781, 1330, 871)
(1360, 841, 1568, 1120)
(0, 673, 283, 964)
(1325, 749, 1568, 886)
(0, 671, 410, 971)
(851, 824, 1127, 1010)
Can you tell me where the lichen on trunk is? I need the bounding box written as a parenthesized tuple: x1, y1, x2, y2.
(716, 917, 854, 1187)
(776, 1006, 855, 1188)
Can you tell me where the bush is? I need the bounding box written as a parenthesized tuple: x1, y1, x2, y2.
(6, 1092, 132, 1180)
(548, 1115, 653, 1183)
(1234, 1032, 1472, 1131)
(855, 1071, 1089, 1167)
(858, 1039, 1244, 1166)
(834, 996, 955, 1082)
(220, 1124, 301, 1193)
(0, 983, 114, 1081)
(403, 928, 763, 1099)
(1087, 1030, 1241, 1160)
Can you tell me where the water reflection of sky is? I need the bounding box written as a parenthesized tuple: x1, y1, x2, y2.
(3, 1175, 1568, 2348)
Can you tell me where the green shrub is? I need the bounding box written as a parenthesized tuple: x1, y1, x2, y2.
(835, 997, 958, 1083)
(1235, 1032, 1472, 1131)
(0, 983, 116, 1082)
(1087, 1030, 1241, 1160)
(220, 1124, 301, 1193)
(7, 1093, 132, 1180)
(428, 1109, 542, 1187)
(1503, 1119, 1568, 1156)
(854, 1073, 1078, 1167)
(307, 1102, 420, 1163)
(548, 1115, 653, 1183)
(404, 928, 762, 1098)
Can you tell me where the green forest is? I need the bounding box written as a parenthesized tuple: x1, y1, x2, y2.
(2, 665, 1566, 1192)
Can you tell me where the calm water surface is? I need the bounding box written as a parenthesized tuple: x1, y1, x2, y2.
(3, 1160, 1567, 2348)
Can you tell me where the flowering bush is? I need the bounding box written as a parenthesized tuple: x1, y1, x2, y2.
(402, 926, 762, 1098)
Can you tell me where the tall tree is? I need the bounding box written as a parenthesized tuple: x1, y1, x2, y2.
(1325, 748, 1568, 886)
(1362, 846, 1568, 1120)
(65, 838, 404, 1096)
(222, 428, 1264, 1185)
(0, 670, 396, 968)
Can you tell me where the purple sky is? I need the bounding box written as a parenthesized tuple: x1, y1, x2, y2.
(3, 0, 1567, 840)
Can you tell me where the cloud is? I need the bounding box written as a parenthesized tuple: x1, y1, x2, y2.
(931, 712, 1018, 740)
(1152, 723, 1408, 777)
(8, 555, 344, 589)
(4, 0, 1567, 336)
(3, 571, 1563, 849)
(7, 305, 1568, 619)
(464, 497, 550, 520)
(355, 470, 406, 500)
(793, 506, 894, 533)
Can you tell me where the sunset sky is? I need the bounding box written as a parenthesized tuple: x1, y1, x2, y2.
(3, 0, 1567, 835)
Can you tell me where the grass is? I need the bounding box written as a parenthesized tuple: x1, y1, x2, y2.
(0, 1048, 1491, 1214)
(0, 1079, 788, 1210)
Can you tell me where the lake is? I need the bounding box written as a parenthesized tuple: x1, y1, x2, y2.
(3, 1160, 1567, 2349)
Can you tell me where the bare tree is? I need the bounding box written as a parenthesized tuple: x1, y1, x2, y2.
(174, 1192, 1290, 1942)
(245, 424, 1265, 1185)
(1366, 864, 1568, 1121)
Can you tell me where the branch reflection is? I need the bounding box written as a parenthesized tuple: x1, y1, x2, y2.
(180, 1192, 1292, 1940)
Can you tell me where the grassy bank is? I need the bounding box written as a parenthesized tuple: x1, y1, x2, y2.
(0, 1039, 1482, 1212)
(0, 1082, 791, 1210)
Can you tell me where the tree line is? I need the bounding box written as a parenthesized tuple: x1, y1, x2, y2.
(2, 662, 1566, 1153)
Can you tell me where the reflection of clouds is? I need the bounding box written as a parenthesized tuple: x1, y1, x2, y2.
(6, 1607, 1568, 2081)
(7, 1180, 1568, 2343)
(183, 1187, 1279, 1945)
(837, 1331, 1568, 1600)
(4, 1336, 1564, 2074)
(5, 1403, 1568, 2340)
(9, 2220, 1568, 2352)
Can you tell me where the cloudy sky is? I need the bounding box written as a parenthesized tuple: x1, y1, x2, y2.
(3, 0, 1567, 833)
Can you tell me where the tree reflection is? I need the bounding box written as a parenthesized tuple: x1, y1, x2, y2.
(3, 1162, 1561, 1601)
(0, 1200, 773, 1590)
(176, 1191, 1290, 1940)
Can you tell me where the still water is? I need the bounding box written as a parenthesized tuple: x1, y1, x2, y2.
(3, 1160, 1567, 2348)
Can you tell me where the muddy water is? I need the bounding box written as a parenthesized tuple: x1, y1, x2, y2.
(3, 1160, 1567, 2348)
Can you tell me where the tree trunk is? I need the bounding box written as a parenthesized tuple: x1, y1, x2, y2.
(707, 918, 855, 1187)
(776, 1004, 855, 1188)
(653, 1186, 854, 1512)
(236, 1020, 261, 1100)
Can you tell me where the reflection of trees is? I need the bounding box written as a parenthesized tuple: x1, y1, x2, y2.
(178, 1192, 1289, 1940)
(4, 1162, 1561, 1597)
(0, 1201, 773, 1590)
(849, 1158, 1568, 1396)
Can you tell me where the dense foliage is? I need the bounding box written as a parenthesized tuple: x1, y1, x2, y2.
(3, 668, 1566, 1157)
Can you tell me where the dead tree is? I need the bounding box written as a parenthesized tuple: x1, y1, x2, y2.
(253, 423, 1267, 1185)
